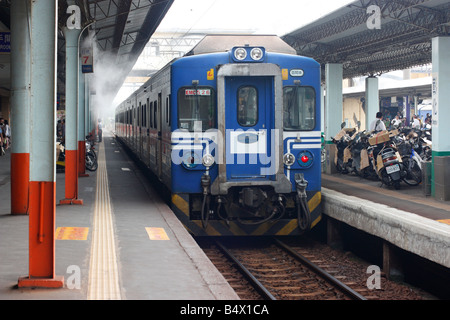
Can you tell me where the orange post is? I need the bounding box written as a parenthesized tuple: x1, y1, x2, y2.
(11, 153, 30, 214)
(78, 140, 88, 177)
(60, 149, 83, 205)
(18, 181, 64, 288)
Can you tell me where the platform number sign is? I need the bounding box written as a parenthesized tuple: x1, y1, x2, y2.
(366, 5, 381, 30)
(81, 47, 94, 73)
(66, 5, 81, 30)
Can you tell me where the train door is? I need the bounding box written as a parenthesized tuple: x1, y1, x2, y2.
(225, 76, 274, 180)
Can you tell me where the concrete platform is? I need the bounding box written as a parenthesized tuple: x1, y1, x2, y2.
(0, 133, 239, 300)
(322, 174, 450, 269)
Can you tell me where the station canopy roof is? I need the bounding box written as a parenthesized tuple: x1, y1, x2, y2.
(57, 0, 174, 96)
(282, 0, 450, 80)
(186, 34, 297, 56)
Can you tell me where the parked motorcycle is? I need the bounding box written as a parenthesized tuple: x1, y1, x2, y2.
(55, 137, 98, 172)
(375, 143, 405, 190)
(395, 129, 422, 186)
(348, 130, 378, 180)
(85, 135, 98, 172)
(332, 124, 356, 174)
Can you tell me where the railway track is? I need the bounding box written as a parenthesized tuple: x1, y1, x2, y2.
(201, 237, 367, 300)
(200, 237, 428, 300)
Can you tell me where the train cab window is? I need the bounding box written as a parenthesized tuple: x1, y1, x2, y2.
(237, 86, 258, 127)
(178, 87, 216, 131)
(283, 86, 316, 131)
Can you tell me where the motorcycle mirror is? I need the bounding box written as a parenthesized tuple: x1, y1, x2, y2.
(357, 121, 361, 130)
(341, 122, 346, 129)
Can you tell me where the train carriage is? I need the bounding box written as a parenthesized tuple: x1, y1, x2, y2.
(115, 35, 322, 236)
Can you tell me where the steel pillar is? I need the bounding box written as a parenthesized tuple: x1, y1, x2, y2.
(365, 76, 379, 129)
(18, 0, 64, 288)
(10, 0, 30, 215)
(324, 63, 343, 174)
(60, 26, 83, 205)
(78, 64, 88, 177)
(431, 36, 450, 201)
(85, 75, 91, 137)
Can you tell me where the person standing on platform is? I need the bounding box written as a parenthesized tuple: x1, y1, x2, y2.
(369, 112, 386, 132)
(5, 120, 10, 149)
(98, 120, 102, 143)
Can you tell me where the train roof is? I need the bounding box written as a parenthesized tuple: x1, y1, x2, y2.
(186, 34, 297, 56)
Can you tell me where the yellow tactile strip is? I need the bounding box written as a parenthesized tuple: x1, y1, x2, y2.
(87, 143, 121, 300)
(55, 227, 89, 240)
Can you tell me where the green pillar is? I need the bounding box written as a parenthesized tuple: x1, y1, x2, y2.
(431, 36, 450, 201)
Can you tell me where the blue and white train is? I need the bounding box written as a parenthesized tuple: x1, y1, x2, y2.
(115, 35, 322, 236)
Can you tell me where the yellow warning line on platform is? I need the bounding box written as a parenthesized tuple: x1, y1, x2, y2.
(438, 219, 450, 225)
(87, 143, 121, 300)
(55, 227, 89, 240)
(145, 227, 170, 240)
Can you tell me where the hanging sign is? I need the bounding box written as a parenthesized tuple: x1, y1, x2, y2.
(81, 47, 94, 73)
(432, 75, 438, 126)
(0, 32, 10, 53)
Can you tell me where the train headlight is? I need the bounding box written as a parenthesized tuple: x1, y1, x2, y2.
(250, 48, 263, 61)
(283, 153, 295, 166)
(297, 150, 314, 168)
(202, 154, 215, 167)
(234, 47, 247, 60)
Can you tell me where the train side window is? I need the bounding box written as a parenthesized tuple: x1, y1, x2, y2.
(139, 103, 142, 126)
(166, 97, 169, 123)
(154, 100, 158, 129)
(237, 86, 258, 127)
(150, 101, 153, 128)
(177, 87, 216, 131)
(147, 98, 150, 128)
(143, 104, 146, 127)
(168, 95, 171, 126)
(283, 86, 316, 131)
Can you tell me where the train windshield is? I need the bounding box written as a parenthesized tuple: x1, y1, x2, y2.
(178, 87, 216, 131)
(237, 86, 258, 127)
(283, 86, 316, 131)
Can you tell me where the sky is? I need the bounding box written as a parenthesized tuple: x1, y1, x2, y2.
(156, 0, 355, 35)
(112, 0, 356, 106)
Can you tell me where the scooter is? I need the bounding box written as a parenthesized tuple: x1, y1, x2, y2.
(332, 123, 356, 174)
(375, 143, 406, 190)
(85, 136, 98, 172)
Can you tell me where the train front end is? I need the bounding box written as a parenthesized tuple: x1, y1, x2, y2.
(171, 36, 322, 236)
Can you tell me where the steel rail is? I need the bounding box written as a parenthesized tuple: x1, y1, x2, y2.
(273, 238, 367, 301)
(215, 241, 276, 301)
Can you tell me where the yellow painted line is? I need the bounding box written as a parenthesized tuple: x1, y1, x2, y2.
(172, 194, 189, 216)
(437, 219, 450, 225)
(276, 219, 298, 235)
(308, 192, 321, 212)
(252, 221, 275, 235)
(87, 143, 121, 300)
(55, 227, 89, 240)
(310, 215, 322, 228)
(145, 227, 170, 240)
(192, 220, 222, 236)
(227, 222, 248, 236)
